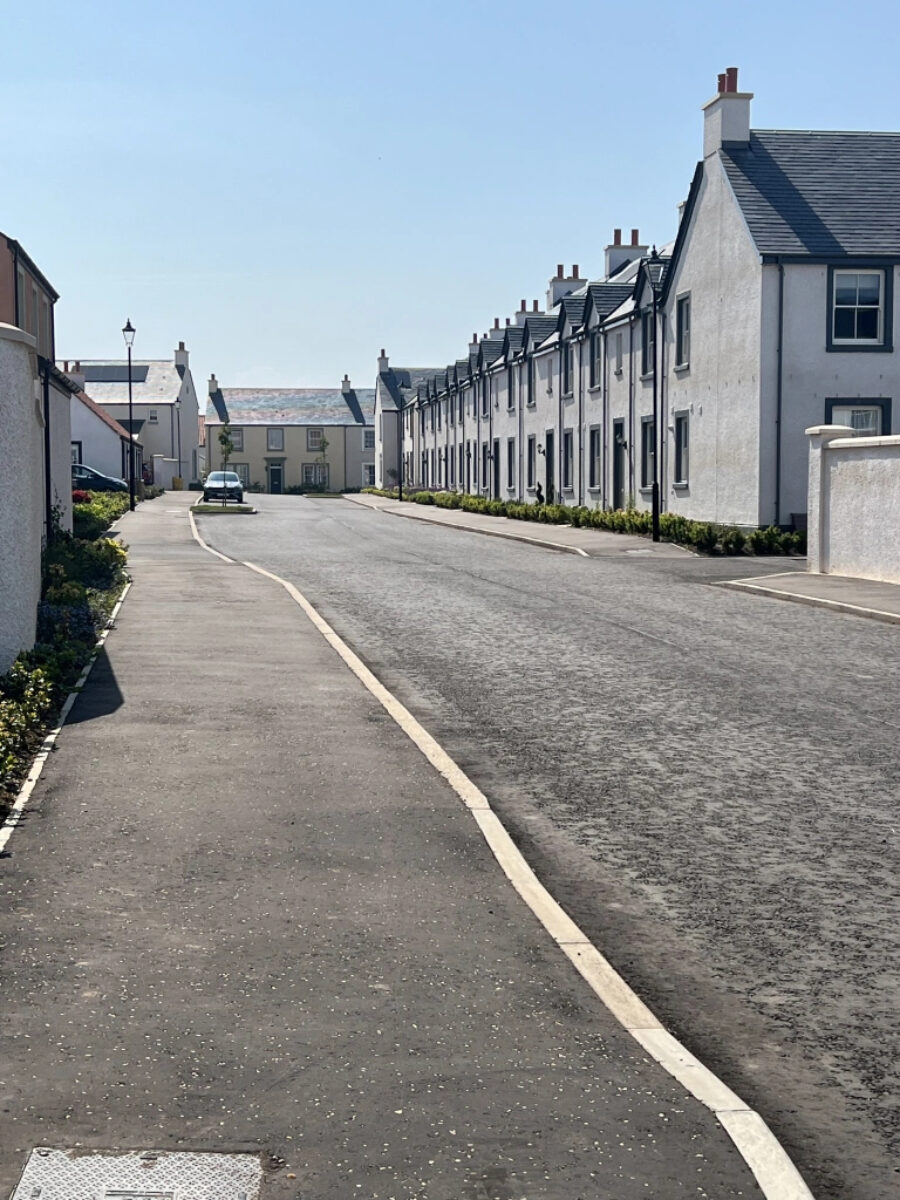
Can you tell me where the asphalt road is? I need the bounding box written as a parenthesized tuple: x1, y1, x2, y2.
(200, 495, 900, 1200)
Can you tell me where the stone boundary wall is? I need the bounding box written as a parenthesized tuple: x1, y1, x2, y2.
(0, 324, 43, 672)
(807, 424, 900, 583)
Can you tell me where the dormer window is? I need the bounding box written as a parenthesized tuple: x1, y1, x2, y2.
(832, 270, 884, 344)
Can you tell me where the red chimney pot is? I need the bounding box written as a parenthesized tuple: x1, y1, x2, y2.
(725, 66, 738, 92)
(532, 300, 539, 312)
(631, 229, 639, 246)
(520, 299, 526, 311)
(613, 228, 622, 246)
(718, 72, 727, 94)
(572, 264, 579, 278)
(556, 264, 564, 279)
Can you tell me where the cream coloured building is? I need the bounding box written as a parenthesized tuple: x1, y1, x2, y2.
(205, 375, 375, 493)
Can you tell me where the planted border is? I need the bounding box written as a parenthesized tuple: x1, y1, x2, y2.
(360, 489, 806, 556)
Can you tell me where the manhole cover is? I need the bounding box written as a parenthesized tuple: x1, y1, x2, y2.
(11, 1149, 262, 1199)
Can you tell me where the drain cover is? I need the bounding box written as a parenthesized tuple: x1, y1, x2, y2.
(11, 1149, 262, 1199)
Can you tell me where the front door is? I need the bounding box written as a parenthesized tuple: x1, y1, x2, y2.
(613, 419, 625, 510)
(268, 464, 284, 494)
(492, 439, 500, 499)
(545, 430, 555, 504)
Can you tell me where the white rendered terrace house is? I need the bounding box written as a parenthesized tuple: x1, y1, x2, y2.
(647, 68, 900, 528)
(375, 70, 900, 527)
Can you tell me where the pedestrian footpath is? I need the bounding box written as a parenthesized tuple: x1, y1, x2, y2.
(718, 569, 900, 625)
(0, 495, 774, 1199)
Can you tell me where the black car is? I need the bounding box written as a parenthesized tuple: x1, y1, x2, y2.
(72, 463, 129, 493)
(203, 471, 244, 503)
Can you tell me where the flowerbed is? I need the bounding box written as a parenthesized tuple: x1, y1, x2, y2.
(0, 517, 129, 820)
(360, 488, 806, 556)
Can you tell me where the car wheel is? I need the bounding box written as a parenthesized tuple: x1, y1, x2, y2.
(236, 493, 243, 504)
(203, 494, 210, 502)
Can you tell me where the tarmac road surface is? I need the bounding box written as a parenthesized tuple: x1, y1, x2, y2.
(197, 493, 900, 1200)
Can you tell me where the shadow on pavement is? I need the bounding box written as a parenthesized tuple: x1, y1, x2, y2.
(66, 647, 124, 725)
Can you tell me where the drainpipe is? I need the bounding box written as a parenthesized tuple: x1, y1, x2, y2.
(558, 347, 564, 503)
(601, 328, 608, 510)
(628, 321, 635, 501)
(775, 262, 785, 526)
(518, 358, 524, 499)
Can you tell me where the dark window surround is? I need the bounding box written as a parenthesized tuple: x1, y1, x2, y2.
(675, 293, 691, 368)
(641, 310, 656, 376)
(588, 426, 601, 488)
(824, 397, 892, 434)
(673, 411, 690, 485)
(640, 415, 655, 488)
(826, 264, 894, 353)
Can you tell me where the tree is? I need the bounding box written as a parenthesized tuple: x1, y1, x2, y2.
(218, 423, 235, 507)
(315, 434, 330, 492)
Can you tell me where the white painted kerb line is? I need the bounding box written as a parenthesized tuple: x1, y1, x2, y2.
(0, 582, 132, 857)
(189, 525, 813, 1200)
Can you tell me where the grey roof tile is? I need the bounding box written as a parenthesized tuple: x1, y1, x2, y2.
(721, 130, 900, 256)
(206, 388, 375, 426)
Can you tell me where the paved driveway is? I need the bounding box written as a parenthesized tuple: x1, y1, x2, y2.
(197, 493, 900, 1200)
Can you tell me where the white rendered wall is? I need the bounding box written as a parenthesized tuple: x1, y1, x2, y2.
(778, 264, 900, 523)
(71, 397, 127, 480)
(48, 381, 73, 532)
(807, 426, 900, 581)
(0, 326, 42, 673)
(661, 156, 763, 526)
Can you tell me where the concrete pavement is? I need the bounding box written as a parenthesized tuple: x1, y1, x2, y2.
(0, 494, 765, 1199)
(719, 570, 900, 624)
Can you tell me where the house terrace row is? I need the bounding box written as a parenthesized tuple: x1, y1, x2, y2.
(374, 68, 900, 530)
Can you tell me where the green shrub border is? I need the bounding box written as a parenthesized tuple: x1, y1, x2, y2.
(360, 489, 806, 557)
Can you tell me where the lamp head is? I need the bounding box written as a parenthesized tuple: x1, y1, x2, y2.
(122, 318, 136, 348)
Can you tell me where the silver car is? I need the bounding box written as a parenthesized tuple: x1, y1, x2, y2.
(203, 471, 244, 503)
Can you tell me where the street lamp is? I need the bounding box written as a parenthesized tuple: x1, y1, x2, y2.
(122, 318, 136, 511)
(647, 249, 661, 543)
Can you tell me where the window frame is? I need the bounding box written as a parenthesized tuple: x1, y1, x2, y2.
(230, 427, 244, 451)
(363, 428, 375, 450)
(506, 437, 515, 488)
(675, 294, 691, 369)
(527, 435, 536, 489)
(589, 331, 602, 389)
(640, 417, 655, 489)
(588, 426, 602, 489)
(827, 265, 893, 352)
(641, 310, 656, 377)
(302, 462, 329, 487)
(825, 397, 891, 435)
(231, 462, 250, 487)
(562, 429, 574, 490)
(673, 412, 689, 485)
(148, 408, 159, 424)
(268, 427, 285, 451)
(615, 331, 623, 376)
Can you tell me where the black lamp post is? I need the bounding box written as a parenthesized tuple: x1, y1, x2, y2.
(122, 318, 136, 511)
(647, 249, 661, 543)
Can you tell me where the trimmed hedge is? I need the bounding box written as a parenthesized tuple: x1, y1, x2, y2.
(361, 489, 806, 556)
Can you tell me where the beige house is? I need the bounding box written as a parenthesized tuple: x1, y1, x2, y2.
(205, 375, 375, 493)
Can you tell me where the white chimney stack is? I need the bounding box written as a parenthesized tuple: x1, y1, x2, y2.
(342, 374, 351, 393)
(546, 264, 583, 311)
(208, 373, 218, 395)
(703, 66, 752, 158)
(605, 227, 647, 278)
(174, 340, 189, 368)
(377, 348, 389, 373)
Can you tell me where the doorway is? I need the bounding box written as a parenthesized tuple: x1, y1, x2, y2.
(268, 463, 284, 494)
(492, 439, 500, 499)
(613, 419, 625, 510)
(545, 430, 555, 504)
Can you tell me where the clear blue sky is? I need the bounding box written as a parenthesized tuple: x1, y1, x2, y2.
(4, 0, 899, 390)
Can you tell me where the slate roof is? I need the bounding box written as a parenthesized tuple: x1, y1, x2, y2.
(523, 316, 559, 349)
(76, 360, 183, 405)
(560, 294, 588, 330)
(206, 388, 376, 426)
(378, 367, 439, 411)
(586, 282, 634, 320)
(720, 130, 900, 257)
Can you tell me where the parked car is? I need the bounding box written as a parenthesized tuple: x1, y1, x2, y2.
(72, 463, 129, 493)
(203, 471, 244, 503)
